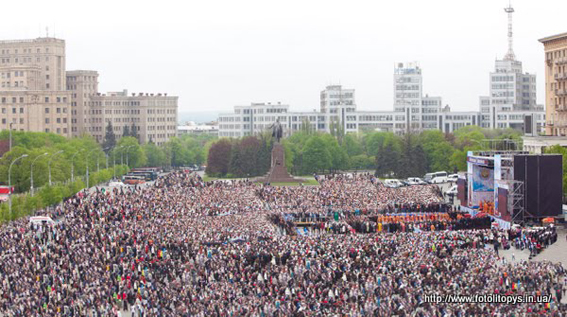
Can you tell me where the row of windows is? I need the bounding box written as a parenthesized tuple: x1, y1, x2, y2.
(1, 47, 51, 55)
(1, 56, 50, 64)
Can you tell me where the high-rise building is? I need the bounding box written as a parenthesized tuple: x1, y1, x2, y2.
(539, 32, 567, 136)
(0, 36, 179, 145)
(0, 38, 72, 136)
(522, 32, 567, 154)
(479, 3, 544, 131)
(66, 71, 178, 146)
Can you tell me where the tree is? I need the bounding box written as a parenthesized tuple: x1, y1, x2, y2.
(206, 139, 232, 177)
(375, 140, 400, 177)
(143, 143, 166, 167)
(343, 133, 363, 157)
(131, 122, 139, 142)
(228, 140, 244, 177)
(116, 137, 146, 168)
(122, 125, 130, 138)
(302, 135, 331, 174)
(329, 118, 345, 145)
(545, 145, 567, 194)
(102, 121, 116, 152)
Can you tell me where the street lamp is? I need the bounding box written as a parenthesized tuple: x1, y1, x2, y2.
(48, 150, 64, 186)
(71, 149, 83, 183)
(85, 149, 98, 189)
(125, 145, 135, 167)
(8, 154, 28, 219)
(30, 152, 49, 196)
(9, 122, 14, 151)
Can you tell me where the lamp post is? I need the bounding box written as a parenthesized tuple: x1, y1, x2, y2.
(9, 154, 28, 219)
(30, 152, 49, 196)
(85, 149, 98, 189)
(71, 149, 83, 183)
(125, 145, 135, 167)
(48, 150, 64, 186)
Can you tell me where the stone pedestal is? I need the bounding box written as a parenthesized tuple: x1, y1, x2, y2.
(257, 143, 298, 183)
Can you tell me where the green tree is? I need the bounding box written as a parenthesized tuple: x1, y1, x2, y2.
(122, 125, 130, 138)
(102, 121, 116, 152)
(131, 122, 139, 142)
(545, 145, 567, 194)
(116, 137, 146, 168)
(302, 135, 331, 174)
(143, 143, 166, 167)
(343, 133, 363, 157)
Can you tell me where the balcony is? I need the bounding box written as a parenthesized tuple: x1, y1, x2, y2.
(555, 57, 567, 65)
(556, 89, 567, 96)
(554, 72, 567, 81)
(555, 104, 567, 112)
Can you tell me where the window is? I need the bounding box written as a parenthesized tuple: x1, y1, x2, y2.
(45, 108, 49, 114)
(19, 108, 23, 113)
(12, 108, 16, 114)
(45, 118, 50, 124)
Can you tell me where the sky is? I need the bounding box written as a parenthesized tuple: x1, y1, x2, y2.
(1, 0, 565, 115)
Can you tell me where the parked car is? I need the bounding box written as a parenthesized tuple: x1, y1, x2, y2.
(426, 171, 448, 184)
(447, 174, 458, 183)
(407, 177, 427, 185)
(384, 179, 404, 188)
(445, 185, 458, 196)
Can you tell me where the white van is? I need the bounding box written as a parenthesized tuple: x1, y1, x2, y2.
(430, 171, 448, 184)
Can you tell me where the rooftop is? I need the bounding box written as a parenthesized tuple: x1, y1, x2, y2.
(538, 32, 567, 43)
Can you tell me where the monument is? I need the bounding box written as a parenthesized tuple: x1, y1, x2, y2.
(257, 119, 299, 183)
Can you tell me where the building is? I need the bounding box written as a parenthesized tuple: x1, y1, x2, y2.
(89, 90, 178, 146)
(0, 37, 179, 145)
(539, 32, 567, 136)
(178, 121, 219, 137)
(521, 32, 567, 154)
(217, 4, 544, 139)
(0, 38, 72, 137)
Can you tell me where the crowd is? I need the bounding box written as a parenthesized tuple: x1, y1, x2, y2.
(0, 171, 564, 316)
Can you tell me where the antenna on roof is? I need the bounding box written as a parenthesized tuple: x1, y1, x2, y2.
(504, 0, 516, 61)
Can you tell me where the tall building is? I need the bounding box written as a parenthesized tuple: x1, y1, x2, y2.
(89, 90, 178, 146)
(319, 85, 356, 133)
(0, 38, 72, 136)
(522, 32, 567, 154)
(479, 3, 544, 131)
(0, 37, 179, 145)
(539, 32, 567, 136)
(217, 4, 544, 139)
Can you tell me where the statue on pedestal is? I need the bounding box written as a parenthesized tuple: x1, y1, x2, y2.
(268, 118, 283, 143)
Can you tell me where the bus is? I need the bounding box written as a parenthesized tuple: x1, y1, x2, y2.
(122, 175, 146, 185)
(128, 171, 158, 181)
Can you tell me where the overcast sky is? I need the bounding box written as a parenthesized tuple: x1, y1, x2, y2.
(1, 0, 565, 114)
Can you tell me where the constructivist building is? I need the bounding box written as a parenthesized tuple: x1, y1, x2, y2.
(0, 38, 72, 137)
(218, 4, 544, 138)
(522, 32, 567, 153)
(0, 37, 178, 145)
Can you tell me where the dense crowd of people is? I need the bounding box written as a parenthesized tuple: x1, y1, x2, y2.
(0, 171, 564, 316)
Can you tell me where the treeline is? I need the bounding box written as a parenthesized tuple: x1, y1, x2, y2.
(545, 145, 567, 194)
(206, 135, 273, 177)
(206, 126, 522, 178)
(0, 131, 217, 194)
